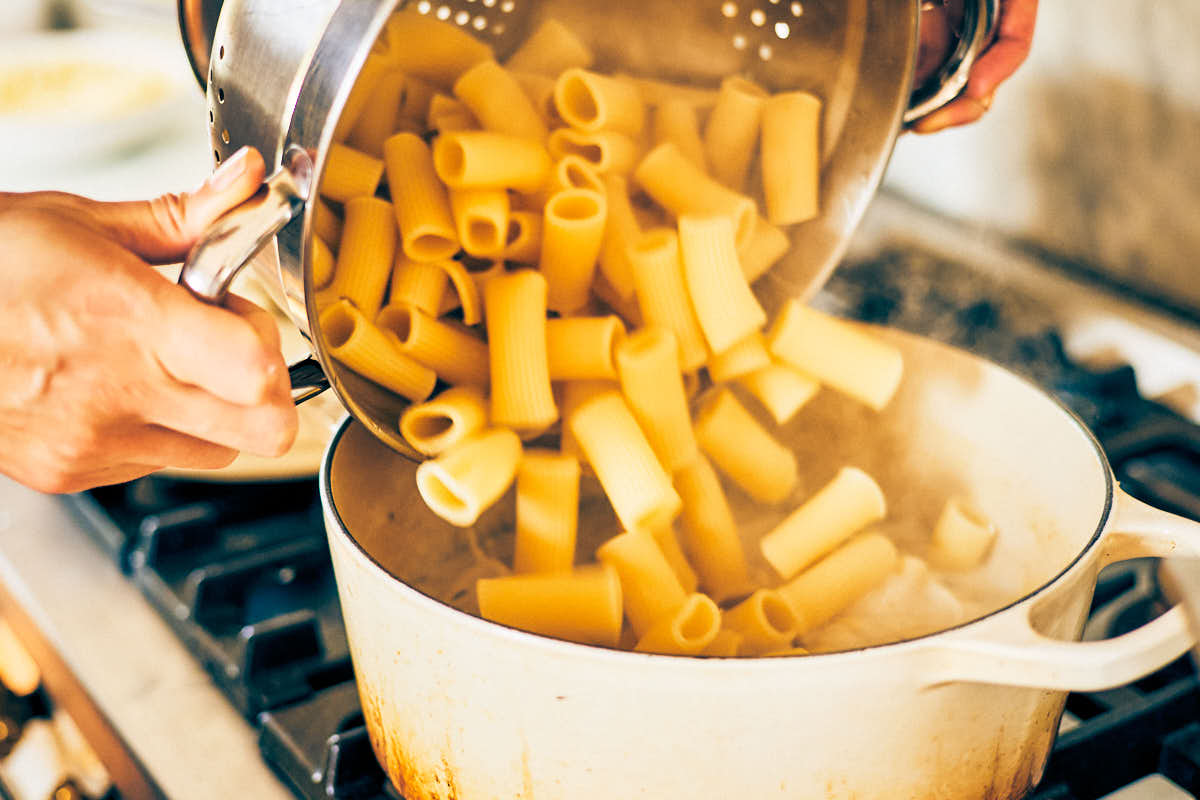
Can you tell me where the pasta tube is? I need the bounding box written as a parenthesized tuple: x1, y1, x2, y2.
(467, 258, 507, 300)
(721, 589, 799, 656)
(389, 258, 449, 316)
(760, 466, 888, 580)
(319, 299, 436, 402)
(485, 271, 558, 436)
(761, 90, 821, 225)
(626, 228, 708, 372)
(433, 131, 551, 193)
(554, 68, 645, 137)
(738, 216, 790, 284)
(381, 10, 493, 89)
(332, 53, 388, 140)
(634, 593, 721, 656)
(596, 529, 686, 637)
(449, 187, 509, 257)
(476, 564, 622, 648)
(510, 70, 559, 125)
(376, 304, 489, 387)
(540, 189, 607, 313)
(674, 454, 751, 603)
(546, 316, 625, 381)
(415, 427, 522, 527)
(707, 332, 771, 383)
(694, 389, 797, 505)
(701, 629, 743, 658)
(348, 67, 407, 158)
(432, 258, 482, 325)
(398, 76, 437, 124)
(615, 327, 699, 474)
(650, 524, 698, 594)
(399, 385, 488, 457)
(311, 236, 335, 290)
(928, 497, 997, 571)
(766, 300, 903, 411)
(504, 19, 594, 76)
(738, 362, 820, 426)
(427, 93, 477, 132)
(703, 76, 768, 191)
(546, 128, 638, 175)
(453, 59, 547, 142)
(678, 214, 766, 354)
(780, 532, 900, 635)
(501, 210, 543, 264)
(568, 392, 681, 534)
(326, 196, 396, 319)
(514, 450, 581, 574)
(653, 97, 706, 172)
(546, 155, 605, 197)
(597, 174, 639, 301)
(558, 379, 615, 466)
(313, 200, 343, 247)
(382, 133, 459, 262)
(634, 142, 756, 247)
(320, 143, 384, 204)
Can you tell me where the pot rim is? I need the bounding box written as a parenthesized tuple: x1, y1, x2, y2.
(320, 330, 1115, 668)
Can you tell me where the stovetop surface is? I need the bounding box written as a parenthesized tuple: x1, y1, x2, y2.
(63, 244, 1200, 800)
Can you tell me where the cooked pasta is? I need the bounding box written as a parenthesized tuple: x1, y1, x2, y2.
(557, 379, 615, 467)
(485, 271, 558, 436)
(510, 71, 559, 125)
(673, 454, 751, 603)
(701, 629, 743, 658)
(381, 9, 494, 89)
(615, 327, 699, 474)
(929, 497, 997, 571)
(766, 300, 903, 411)
(760, 466, 888, 580)
(738, 216, 790, 284)
(721, 589, 799, 656)
(416, 427, 522, 527)
(693, 389, 797, 505)
(319, 299, 436, 402)
(597, 174, 639, 301)
(546, 128, 638, 176)
(707, 332, 771, 383)
(545, 154, 606, 197)
(780, 532, 899, 635)
(320, 143, 384, 204)
(432, 258, 483, 326)
(398, 76, 437, 124)
(476, 564, 623, 648)
(313, 200, 343, 248)
(568, 391, 681, 534)
(325, 196, 396, 319)
(376, 304, 490, 387)
(514, 449, 581, 574)
(540, 188, 607, 313)
(333, 53, 388, 141)
(634, 142, 756, 247)
(433, 130, 551, 193)
(399, 385, 489, 457)
(703, 76, 768, 191)
(388, 258, 449, 316)
(634, 593, 720, 656)
(545, 316, 625, 381)
(382, 132, 459, 262)
(760, 90, 821, 225)
(449, 187, 509, 257)
(348, 68, 407, 158)
(653, 97, 707, 172)
(501, 210, 543, 264)
(503, 18, 594, 76)
(678, 214, 766, 354)
(311, 236, 335, 290)
(626, 228, 708, 372)
(650, 524, 699, 594)
(596, 529, 686, 637)
(738, 362, 820, 425)
(453, 59, 548, 142)
(554, 68, 645, 136)
(467, 258, 507, 300)
(427, 93, 477, 132)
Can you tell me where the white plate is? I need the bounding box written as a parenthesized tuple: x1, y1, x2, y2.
(0, 28, 197, 167)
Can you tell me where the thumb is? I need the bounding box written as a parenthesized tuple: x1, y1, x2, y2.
(92, 146, 267, 263)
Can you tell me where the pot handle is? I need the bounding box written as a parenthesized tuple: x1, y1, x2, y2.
(904, 0, 1000, 126)
(920, 489, 1200, 691)
(178, 146, 330, 404)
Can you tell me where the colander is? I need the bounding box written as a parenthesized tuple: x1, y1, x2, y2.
(175, 0, 997, 456)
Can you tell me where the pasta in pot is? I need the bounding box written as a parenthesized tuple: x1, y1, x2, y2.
(311, 9, 995, 657)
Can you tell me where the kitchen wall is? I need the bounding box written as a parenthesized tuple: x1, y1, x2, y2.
(882, 0, 1200, 315)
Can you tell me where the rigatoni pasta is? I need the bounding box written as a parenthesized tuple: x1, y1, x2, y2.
(416, 427, 522, 527)
(376, 304, 489, 387)
(634, 142, 756, 247)
(554, 68, 645, 137)
(503, 18, 593, 76)
(485, 271, 558, 436)
(449, 187, 509, 257)
(319, 299, 436, 402)
(738, 362, 821, 425)
(433, 131, 552, 193)
(546, 128, 638, 176)
(514, 450, 581, 575)
(615, 327, 700, 474)
(545, 316, 625, 381)
(780, 532, 899, 635)
(634, 593, 721, 656)
(399, 386, 488, 457)
(596, 529, 687, 637)
(674, 455, 751, 604)
(694, 389, 797, 505)
(325, 196, 397, 319)
(760, 90, 822, 225)
(703, 76, 768, 191)
(383, 132, 459, 262)
(320, 143, 384, 204)
(453, 59, 548, 142)
(476, 565, 622, 648)
(721, 589, 799, 656)
(539, 188, 607, 313)
(626, 228, 708, 372)
(388, 258, 449, 316)
(678, 214, 766, 354)
(653, 97, 707, 172)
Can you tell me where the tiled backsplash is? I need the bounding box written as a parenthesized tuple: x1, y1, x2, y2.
(882, 0, 1200, 315)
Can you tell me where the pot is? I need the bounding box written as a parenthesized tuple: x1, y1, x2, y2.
(173, 0, 996, 456)
(323, 326, 1200, 800)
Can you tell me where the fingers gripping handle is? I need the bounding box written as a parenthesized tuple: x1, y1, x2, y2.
(179, 147, 329, 404)
(921, 490, 1200, 691)
(904, 0, 1000, 125)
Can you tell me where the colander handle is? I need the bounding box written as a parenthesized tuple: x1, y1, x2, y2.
(178, 146, 329, 404)
(904, 0, 1001, 125)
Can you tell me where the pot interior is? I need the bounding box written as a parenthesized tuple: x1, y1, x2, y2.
(327, 326, 1112, 652)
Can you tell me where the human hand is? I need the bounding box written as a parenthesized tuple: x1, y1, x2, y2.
(910, 0, 1038, 133)
(0, 146, 299, 493)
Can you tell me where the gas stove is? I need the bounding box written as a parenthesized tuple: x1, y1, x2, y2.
(49, 194, 1200, 800)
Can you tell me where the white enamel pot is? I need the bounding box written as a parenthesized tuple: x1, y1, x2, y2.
(322, 326, 1200, 800)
